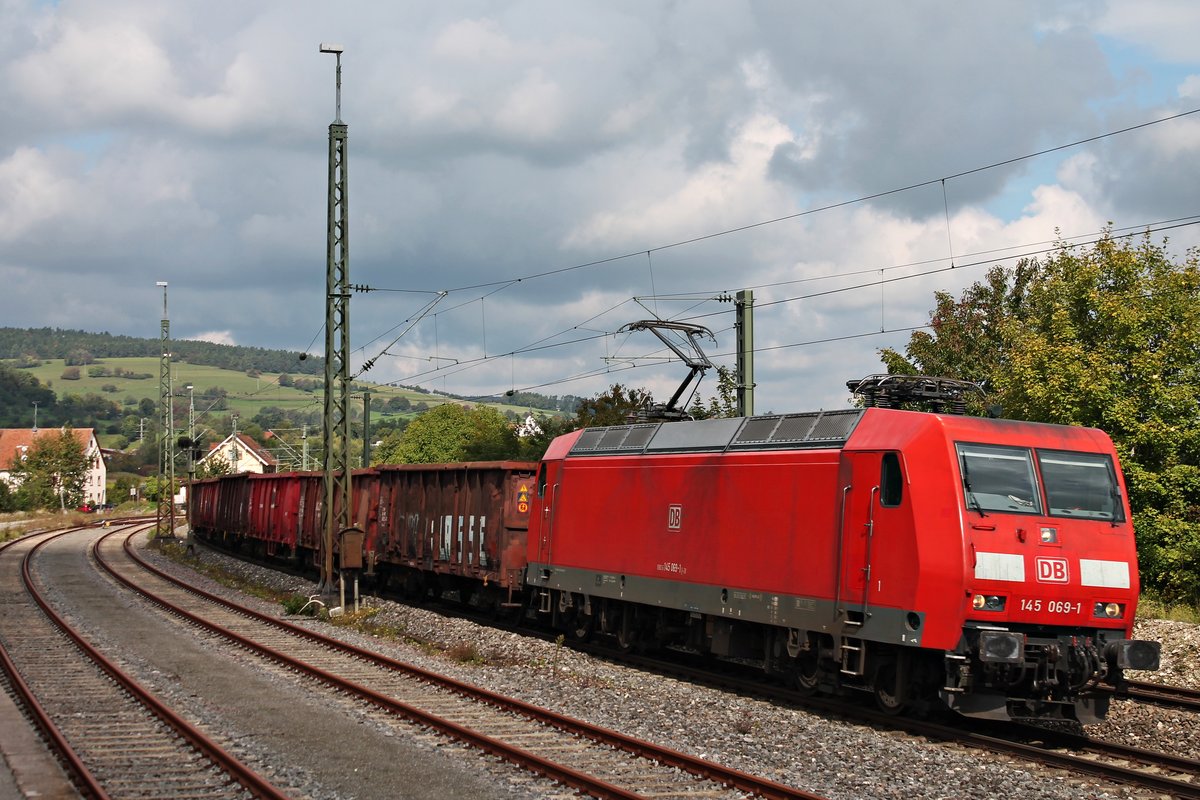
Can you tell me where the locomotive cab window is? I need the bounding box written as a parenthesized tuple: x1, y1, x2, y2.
(956, 443, 1042, 515)
(537, 464, 547, 498)
(1036, 449, 1125, 522)
(880, 452, 903, 507)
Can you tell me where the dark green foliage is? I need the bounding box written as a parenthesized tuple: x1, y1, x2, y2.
(882, 232, 1200, 604)
(281, 594, 319, 616)
(574, 383, 653, 427)
(0, 327, 324, 376)
(687, 366, 738, 419)
(0, 364, 56, 427)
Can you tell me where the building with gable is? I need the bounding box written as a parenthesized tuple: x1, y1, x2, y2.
(200, 432, 278, 475)
(0, 427, 107, 506)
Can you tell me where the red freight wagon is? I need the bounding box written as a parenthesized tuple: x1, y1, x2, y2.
(246, 472, 305, 551)
(189, 476, 220, 534)
(525, 407, 1159, 721)
(371, 462, 537, 607)
(294, 472, 325, 552)
(190, 473, 251, 539)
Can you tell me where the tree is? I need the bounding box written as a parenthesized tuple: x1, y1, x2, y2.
(574, 384, 654, 427)
(143, 474, 178, 503)
(880, 231, 1200, 603)
(6, 427, 91, 511)
(515, 414, 578, 460)
(462, 406, 519, 461)
(373, 404, 513, 464)
(687, 366, 739, 420)
(0, 363, 56, 427)
(196, 454, 231, 479)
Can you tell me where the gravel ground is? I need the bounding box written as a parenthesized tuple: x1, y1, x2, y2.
(1097, 617, 1200, 760)
(140, 535, 1197, 800)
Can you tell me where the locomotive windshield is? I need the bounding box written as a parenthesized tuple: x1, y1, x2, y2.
(957, 443, 1042, 515)
(957, 443, 1125, 521)
(1036, 450, 1125, 522)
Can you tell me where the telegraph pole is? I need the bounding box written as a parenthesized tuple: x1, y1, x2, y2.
(319, 43, 353, 594)
(155, 281, 176, 538)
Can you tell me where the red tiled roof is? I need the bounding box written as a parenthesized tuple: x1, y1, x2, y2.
(0, 428, 97, 470)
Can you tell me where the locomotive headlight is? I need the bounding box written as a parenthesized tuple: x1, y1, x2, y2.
(1094, 602, 1124, 618)
(972, 594, 1006, 611)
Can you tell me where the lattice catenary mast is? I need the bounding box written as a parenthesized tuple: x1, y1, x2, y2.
(319, 43, 353, 593)
(155, 281, 175, 538)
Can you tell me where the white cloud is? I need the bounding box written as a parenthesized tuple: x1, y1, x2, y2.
(565, 113, 798, 249)
(1098, 1, 1200, 63)
(189, 331, 237, 346)
(1, 1, 1198, 412)
(0, 146, 79, 241)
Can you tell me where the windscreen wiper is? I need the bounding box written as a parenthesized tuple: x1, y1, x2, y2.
(961, 456, 987, 517)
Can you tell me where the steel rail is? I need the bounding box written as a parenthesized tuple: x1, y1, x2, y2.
(575, 641, 1200, 799)
(21, 527, 292, 800)
(0, 527, 107, 799)
(108, 529, 828, 800)
(1112, 679, 1200, 712)
(177, 526, 1200, 799)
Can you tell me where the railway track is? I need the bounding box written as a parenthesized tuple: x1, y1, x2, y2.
(578, 642, 1200, 798)
(1112, 678, 1200, 712)
(0, 524, 291, 799)
(191, 533, 1200, 798)
(100, 527, 828, 800)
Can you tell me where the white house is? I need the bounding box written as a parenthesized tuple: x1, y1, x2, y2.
(0, 427, 107, 506)
(199, 432, 278, 474)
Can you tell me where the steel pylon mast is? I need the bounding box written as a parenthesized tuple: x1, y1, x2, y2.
(155, 281, 175, 538)
(320, 44, 352, 593)
(734, 289, 755, 417)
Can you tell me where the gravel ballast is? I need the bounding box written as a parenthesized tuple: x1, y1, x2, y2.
(139, 534, 1195, 800)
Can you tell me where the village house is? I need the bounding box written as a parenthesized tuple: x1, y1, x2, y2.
(199, 432, 278, 475)
(0, 427, 107, 506)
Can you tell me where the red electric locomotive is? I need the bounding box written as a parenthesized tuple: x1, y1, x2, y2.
(523, 401, 1161, 721)
(189, 378, 1160, 722)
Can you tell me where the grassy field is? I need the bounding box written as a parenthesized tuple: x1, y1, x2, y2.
(13, 357, 552, 428)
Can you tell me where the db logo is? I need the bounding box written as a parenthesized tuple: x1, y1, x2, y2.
(667, 504, 683, 531)
(1035, 557, 1070, 584)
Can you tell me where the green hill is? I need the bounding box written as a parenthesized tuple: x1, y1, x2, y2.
(0, 328, 574, 458)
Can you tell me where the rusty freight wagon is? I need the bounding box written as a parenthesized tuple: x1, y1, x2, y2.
(368, 462, 538, 610)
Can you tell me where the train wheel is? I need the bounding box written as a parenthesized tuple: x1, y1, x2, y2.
(570, 611, 594, 642)
(873, 661, 907, 715)
(794, 653, 821, 696)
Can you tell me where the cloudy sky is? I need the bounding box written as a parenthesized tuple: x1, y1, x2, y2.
(2, 1, 1199, 412)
